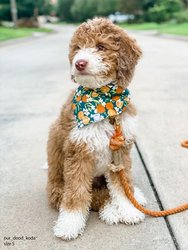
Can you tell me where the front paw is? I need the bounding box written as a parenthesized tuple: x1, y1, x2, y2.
(53, 209, 87, 240)
(117, 204, 145, 225)
(99, 190, 146, 226)
(99, 202, 120, 225)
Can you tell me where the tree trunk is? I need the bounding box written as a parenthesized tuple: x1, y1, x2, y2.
(10, 0, 18, 27)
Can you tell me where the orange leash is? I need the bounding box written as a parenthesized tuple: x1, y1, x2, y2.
(119, 169, 188, 217)
(110, 116, 188, 217)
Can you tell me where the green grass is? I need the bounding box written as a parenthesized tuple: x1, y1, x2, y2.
(120, 22, 188, 36)
(58, 21, 81, 26)
(0, 27, 53, 42)
(57, 21, 68, 24)
(120, 22, 159, 31)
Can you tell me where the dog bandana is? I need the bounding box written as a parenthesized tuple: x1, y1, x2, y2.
(72, 83, 130, 128)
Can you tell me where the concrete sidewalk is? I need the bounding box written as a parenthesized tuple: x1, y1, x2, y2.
(132, 32, 188, 250)
(0, 25, 187, 250)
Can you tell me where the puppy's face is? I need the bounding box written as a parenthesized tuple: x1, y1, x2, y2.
(69, 18, 142, 89)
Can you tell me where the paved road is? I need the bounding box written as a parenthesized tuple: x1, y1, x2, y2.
(0, 25, 187, 250)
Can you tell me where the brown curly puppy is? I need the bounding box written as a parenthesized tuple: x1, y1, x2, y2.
(47, 18, 147, 240)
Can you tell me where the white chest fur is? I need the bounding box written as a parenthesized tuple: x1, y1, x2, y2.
(70, 113, 137, 177)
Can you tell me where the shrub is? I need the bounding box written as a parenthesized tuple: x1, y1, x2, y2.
(147, 4, 169, 22)
(57, 0, 74, 22)
(0, 1, 11, 21)
(146, 0, 184, 23)
(70, 0, 117, 22)
(70, 0, 95, 22)
(173, 10, 188, 23)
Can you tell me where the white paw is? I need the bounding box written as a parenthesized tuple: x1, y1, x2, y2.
(99, 202, 120, 225)
(100, 188, 145, 226)
(117, 204, 145, 225)
(115, 189, 145, 225)
(134, 187, 147, 206)
(53, 209, 86, 240)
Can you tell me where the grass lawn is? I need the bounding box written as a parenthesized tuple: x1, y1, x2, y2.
(120, 22, 188, 36)
(0, 27, 53, 42)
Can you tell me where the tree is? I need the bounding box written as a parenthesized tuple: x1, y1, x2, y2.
(70, 0, 96, 22)
(0, 0, 53, 21)
(57, 0, 75, 22)
(17, 0, 52, 18)
(182, 0, 188, 6)
(10, 0, 18, 26)
(118, 0, 143, 15)
(96, 0, 118, 16)
(16, 0, 35, 18)
(142, 0, 158, 11)
(146, 0, 183, 22)
(37, 0, 53, 15)
(0, 0, 12, 21)
(70, 0, 118, 22)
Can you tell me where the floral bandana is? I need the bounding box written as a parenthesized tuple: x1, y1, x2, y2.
(72, 83, 130, 128)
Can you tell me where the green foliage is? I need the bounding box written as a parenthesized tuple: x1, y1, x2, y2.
(96, 0, 118, 16)
(70, 0, 117, 22)
(55, 0, 188, 23)
(70, 0, 95, 22)
(147, 4, 169, 22)
(0, 0, 53, 21)
(118, 0, 143, 15)
(16, 0, 35, 19)
(173, 9, 188, 22)
(57, 0, 75, 21)
(17, 0, 52, 18)
(37, 0, 53, 15)
(0, 0, 11, 21)
(163, 0, 183, 12)
(146, 0, 184, 22)
(142, 0, 158, 11)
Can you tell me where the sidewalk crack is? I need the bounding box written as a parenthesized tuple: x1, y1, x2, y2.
(135, 142, 180, 250)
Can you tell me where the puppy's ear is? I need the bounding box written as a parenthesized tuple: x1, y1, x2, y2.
(117, 31, 142, 88)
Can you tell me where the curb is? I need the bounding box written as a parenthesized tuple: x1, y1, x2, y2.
(127, 30, 188, 42)
(153, 32, 188, 42)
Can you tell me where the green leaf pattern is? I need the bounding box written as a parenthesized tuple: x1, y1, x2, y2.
(72, 83, 130, 128)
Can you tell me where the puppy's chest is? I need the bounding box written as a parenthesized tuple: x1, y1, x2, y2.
(70, 114, 137, 177)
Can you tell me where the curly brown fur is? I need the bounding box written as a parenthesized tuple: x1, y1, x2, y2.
(47, 92, 95, 212)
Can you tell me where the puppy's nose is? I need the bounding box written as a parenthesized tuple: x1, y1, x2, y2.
(75, 59, 88, 71)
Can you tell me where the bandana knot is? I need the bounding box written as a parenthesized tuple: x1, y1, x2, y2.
(72, 83, 130, 128)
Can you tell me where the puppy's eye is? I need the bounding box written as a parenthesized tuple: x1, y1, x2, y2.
(76, 46, 81, 50)
(96, 44, 106, 51)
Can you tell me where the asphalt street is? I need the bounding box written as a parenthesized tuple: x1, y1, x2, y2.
(0, 25, 188, 250)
